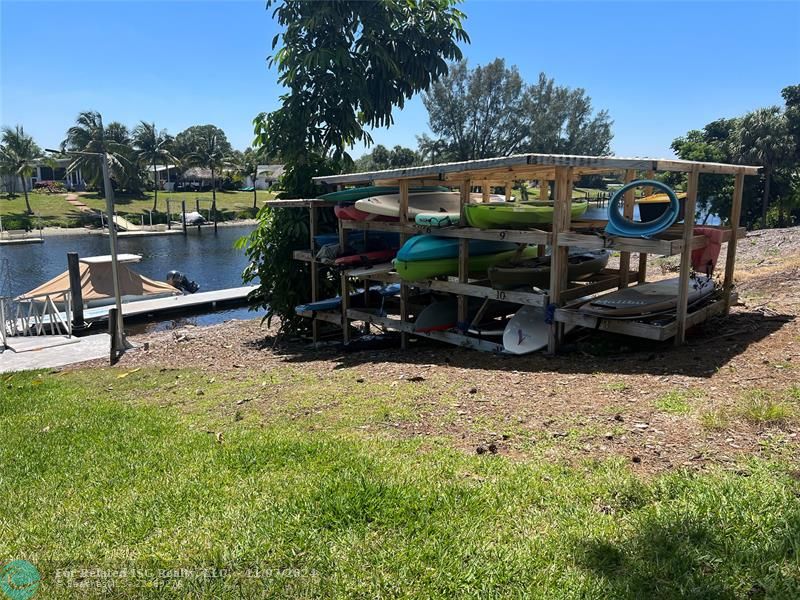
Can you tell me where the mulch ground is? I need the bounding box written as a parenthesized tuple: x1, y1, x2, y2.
(80, 227, 800, 474)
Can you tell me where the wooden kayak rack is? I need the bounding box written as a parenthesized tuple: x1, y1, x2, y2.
(267, 153, 760, 353)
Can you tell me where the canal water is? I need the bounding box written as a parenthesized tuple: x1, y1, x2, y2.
(0, 224, 263, 332)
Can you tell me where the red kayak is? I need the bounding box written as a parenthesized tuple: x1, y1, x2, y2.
(334, 204, 399, 222)
(333, 249, 398, 267)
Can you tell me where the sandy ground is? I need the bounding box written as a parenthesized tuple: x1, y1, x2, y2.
(77, 227, 800, 474)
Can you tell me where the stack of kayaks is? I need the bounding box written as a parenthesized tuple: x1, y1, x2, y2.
(393, 234, 538, 281)
(354, 191, 505, 220)
(578, 276, 715, 319)
(321, 186, 451, 222)
(465, 200, 588, 229)
(488, 249, 611, 290)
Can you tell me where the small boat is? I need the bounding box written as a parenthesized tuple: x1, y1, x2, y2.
(17, 254, 182, 309)
(465, 201, 588, 229)
(488, 249, 611, 290)
(396, 235, 516, 262)
(355, 192, 506, 219)
(637, 192, 687, 222)
(578, 276, 715, 319)
(394, 246, 538, 281)
(319, 185, 448, 203)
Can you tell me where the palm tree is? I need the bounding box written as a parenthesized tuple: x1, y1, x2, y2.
(731, 107, 795, 227)
(133, 122, 179, 211)
(62, 111, 133, 198)
(238, 149, 261, 209)
(0, 125, 43, 214)
(185, 134, 233, 217)
(416, 134, 447, 165)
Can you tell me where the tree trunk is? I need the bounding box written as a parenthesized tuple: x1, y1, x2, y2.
(761, 167, 771, 228)
(152, 160, 159, 212)
(22, 175, 32, 214)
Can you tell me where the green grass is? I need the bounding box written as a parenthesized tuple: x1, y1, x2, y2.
(654, 389, 703, 416)
(738, 389, 796, 425)
(1, 369, 799, 598)
(1, 190, 274, 228)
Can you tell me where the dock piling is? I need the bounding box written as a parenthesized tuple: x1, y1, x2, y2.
(67, 252, 86, 330)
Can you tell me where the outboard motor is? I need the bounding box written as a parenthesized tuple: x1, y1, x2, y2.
(166, 270, 200, 294)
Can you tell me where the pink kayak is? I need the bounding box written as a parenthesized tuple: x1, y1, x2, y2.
(334, 204, 398, 222)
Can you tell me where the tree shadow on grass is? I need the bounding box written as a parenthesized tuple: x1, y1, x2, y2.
(574, 512, 800, 599)
(256, 310, 794, 379)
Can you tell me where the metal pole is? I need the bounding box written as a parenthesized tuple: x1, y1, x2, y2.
(100, 153, 129, 351)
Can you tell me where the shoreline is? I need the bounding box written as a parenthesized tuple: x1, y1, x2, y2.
(33, 218, 259, 237)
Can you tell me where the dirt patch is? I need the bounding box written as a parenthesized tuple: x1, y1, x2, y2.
(77, 227, 800, 474)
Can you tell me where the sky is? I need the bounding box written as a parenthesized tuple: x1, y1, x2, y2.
(1, 0, 798, 159)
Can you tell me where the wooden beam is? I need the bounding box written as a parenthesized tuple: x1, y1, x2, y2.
(618, 169, 636, 288)
(309, 205, 319, 342)
(674, 168, 699, 345)
(505, 181, 513, 201)
(458, 180, 471, 327)
(482, 179, 490, 203)
(547, 166, 573, 353)
(399, 180, 410, 349)
(724, 171, 745, 313)
(540, 180, 549, 202)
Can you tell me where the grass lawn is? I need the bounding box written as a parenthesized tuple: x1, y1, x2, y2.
(0, 190, 275, 229)
(1, 368, 798, 598)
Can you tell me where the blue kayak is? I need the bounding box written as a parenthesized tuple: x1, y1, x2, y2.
(396, 235, 516, 262)
(295, 284, 400, 313)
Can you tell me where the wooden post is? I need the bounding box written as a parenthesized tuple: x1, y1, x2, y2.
(166, 198, 171, 230)
(723, 171, 745, 313)
(547, 167, 573, 354)
(540, 180, 549, 202)
(309, 205, 319, 342)
(505, 181, 513, 202)
(675, 168, 699, 345)
(638, 169, 655, 284)
(482, 180, 490, 203)
(339, 215, 350, 345)
(458, 180, 471, 328)
(67, 252, 85, 330)
(399, 180, 410, 349)
(619, 169, 636, 288)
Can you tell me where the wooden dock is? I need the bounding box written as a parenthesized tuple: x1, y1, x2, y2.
(81, 286, 258, 323)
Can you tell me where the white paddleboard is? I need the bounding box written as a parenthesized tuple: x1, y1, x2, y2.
(502, 306, 575, 354)
(355, 192, 506, 218)
(580, 276, 715, 318)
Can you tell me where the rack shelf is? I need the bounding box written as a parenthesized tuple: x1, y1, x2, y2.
(554, 295, 733, 341)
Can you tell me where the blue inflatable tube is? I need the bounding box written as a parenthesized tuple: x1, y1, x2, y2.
(605, 179, 681, 237)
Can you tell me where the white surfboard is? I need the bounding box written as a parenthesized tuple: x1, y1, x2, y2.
(355, 192, 506, 219)
(502, 306, 577, 354)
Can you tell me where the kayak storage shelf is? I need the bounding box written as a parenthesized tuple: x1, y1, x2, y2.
(272, 152, 757, 352)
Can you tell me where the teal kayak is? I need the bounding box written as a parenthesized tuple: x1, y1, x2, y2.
(318, 185, 449, 203)
(465, 201, 588, 229)
(415, 212, 461, 227)
(395, 246, 538, 281)
(396, 235, 516, 262)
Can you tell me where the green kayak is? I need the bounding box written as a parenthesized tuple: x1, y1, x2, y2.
(465, 201, 588, 229)
(319, 185, 449, 203)
(394, 246, 538, 281)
